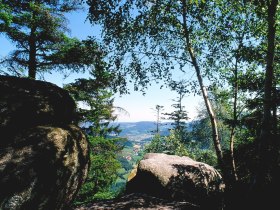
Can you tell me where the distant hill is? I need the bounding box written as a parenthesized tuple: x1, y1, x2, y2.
(112, 121, 171, 143)
(118, 121, 171, 136)
(117, 121, 195, 137)
(82, 120, 194, 144)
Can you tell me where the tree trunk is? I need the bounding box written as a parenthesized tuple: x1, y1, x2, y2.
(181, 0, 224, 172)
(255, 0, 278, 192)
(28, 11, 37, 79)
(229, 58, 239, 182)
(272, 80, 278, 136)
(155, 105, 163, 134)
(190, 49, 224, 167)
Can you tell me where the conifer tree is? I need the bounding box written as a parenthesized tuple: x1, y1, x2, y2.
(0, 0, 97, 79)
(163, 80, 189, 142)
(65, 61, 126, 202)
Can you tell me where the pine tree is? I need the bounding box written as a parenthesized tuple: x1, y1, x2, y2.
(163, 80, 189, 143)
(65, 64, 126, 202)
(0, 0, 96, 78)
(151, 104, 164, 134)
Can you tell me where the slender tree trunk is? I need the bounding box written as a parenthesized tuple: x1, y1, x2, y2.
(29, 35, 36, 79)
(229, 58, 239, 182)
(28, 12, 37, 79)
(272, 80, 277, 135)
(255, 0, 278, 191)
(155, 105, 163, 134)
(260, 0, 277, 145)
(181, 0, 224, 171)
(156, 109, 160, 134)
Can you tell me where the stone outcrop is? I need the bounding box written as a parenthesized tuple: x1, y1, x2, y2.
(0, 76, 89, 210)
(74, 193, 200, 210)
(0, 76, 76, 146)
(127, 153, 224, 208)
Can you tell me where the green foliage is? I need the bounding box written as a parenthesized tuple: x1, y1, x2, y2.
(0, 0, 12, 26)
(84, 0, 270, 179)
(74, 136, 123, 205)
(118, 156, 133, 171)
(164, 80, 189, 142)
(151, 104, 164, 134)
(145, 131, 218, 167)
(89, 136, 122, 191)
(145, 132, 189, 157)
(185, 141, 218, 167)
(85, 0, 208, 91)
(190, 117, 212, 149)
(67, 64, 127, 204)
(0, 0, 99, 78)
(47, 37, 104, 72)
(65, 66, 122, 137)
(84, 0, 263, 92)
(144, 134, 164, 154)
(190, 98, 231, 149)
(195, 149, 217, 167)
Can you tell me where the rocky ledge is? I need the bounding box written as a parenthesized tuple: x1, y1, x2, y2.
(74, 193, 200, 210)
(74, 153, 225, 210)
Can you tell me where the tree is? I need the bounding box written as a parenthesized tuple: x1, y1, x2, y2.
(0, 0, 97, 79)
(75, 136, 122, 204)
(145, 130, 218, 166)
(0, 0, 12, 27)
(85, 0, 229, 177)
(151, 104, 164, 134)
(85, 0, 277, 184)
(207, 0, 264, 182)
(66, 64, 126, 203)
(254, 0, 279, 197)
(145, 131, 189, 157)
(65, 61, 122, 137)
(163, 80, 189, 142)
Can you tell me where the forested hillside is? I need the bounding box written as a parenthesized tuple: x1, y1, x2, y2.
(0, 0, 279, 209)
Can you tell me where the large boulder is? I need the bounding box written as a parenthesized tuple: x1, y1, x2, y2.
(0, 76, 89, 210)
(127, 153, 225, 207)
(0, 76, 76, 146)
(0, 125, 89, 210)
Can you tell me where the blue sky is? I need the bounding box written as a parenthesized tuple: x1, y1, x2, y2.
(0, 6, 201, 122)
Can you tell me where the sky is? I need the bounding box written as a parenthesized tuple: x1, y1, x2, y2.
(0, 6, 202, 122)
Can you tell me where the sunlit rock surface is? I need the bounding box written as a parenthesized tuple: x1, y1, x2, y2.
(127, 153, 224, 208)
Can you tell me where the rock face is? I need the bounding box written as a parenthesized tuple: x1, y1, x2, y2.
(127, 153, 224, 208)
(0, 76, 76, 146)
(75, 193, 200, 210)
(0, 76, 89, 210)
